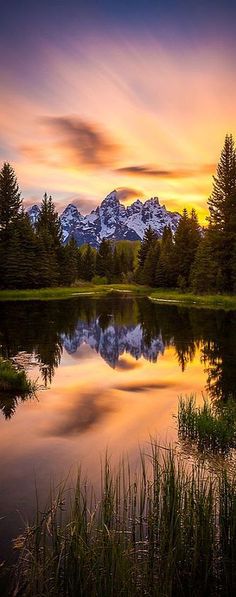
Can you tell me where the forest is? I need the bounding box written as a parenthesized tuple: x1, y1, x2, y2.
(0, 134, 235, 293)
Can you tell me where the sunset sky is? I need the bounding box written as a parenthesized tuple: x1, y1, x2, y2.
(1, 1, 236, 223)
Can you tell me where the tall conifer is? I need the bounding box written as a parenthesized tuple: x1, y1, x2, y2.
(96, 238, 113, 280)
(208, 134, 236, 232)
(0, 163, 22, 239)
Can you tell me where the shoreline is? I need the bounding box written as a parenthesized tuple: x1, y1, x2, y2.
(0, 284, 235, 310)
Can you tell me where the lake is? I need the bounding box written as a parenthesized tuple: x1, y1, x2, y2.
(0, 295, 236, 558)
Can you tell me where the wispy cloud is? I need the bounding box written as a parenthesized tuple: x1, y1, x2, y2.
(115, 187, 144, 202)
(1, 32, 236, 222)
(59, 196, 98, 213)
(40, 115, 120, 168)
(115, 164, 216, 179)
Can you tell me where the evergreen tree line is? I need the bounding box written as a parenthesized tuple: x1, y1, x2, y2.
(0, 164, 135, 288)
(0, 133, 235, 292)
(137, 133, 236, 293)
(0, 172, 78, 288)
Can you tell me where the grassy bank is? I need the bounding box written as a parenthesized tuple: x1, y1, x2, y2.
(13, 442, 236, 596)
(0, 284, 236, 310)
(0, 284, 152, 301)
(149, 288, 236, 309)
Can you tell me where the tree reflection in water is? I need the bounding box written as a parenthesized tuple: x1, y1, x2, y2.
(0, 297, 235, 418)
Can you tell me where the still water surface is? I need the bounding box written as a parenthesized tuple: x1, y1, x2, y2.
(0, 296, 236, 556)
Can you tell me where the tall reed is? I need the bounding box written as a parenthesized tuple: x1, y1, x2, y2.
(178, 395, 236, 453)
(13, 442, 236, 596)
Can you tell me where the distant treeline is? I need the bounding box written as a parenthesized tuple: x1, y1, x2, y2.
(0, 133, 235, 292)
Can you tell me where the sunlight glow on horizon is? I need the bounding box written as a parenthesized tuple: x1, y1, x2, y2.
(1, 33, 236, 224)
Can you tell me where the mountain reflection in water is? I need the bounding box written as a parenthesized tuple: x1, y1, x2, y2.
(0, 295, 236, 561)
(0, 296, 236, 419)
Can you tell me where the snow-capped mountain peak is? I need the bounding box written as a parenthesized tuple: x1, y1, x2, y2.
(27, 204, 40, 225)
(62, 318, 164, 368)
(62, 203, 81, 218)
(27, 191, 181, 247)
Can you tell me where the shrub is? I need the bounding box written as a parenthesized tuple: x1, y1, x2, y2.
(91, 275, 108, 285)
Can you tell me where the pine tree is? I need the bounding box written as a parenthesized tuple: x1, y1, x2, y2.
(36, 193, 62, 247)
(36, 193, 62, 286)
(141, 242, 160, 286)
(189, 209, 201, 258)
(112, 246, 122, 280)
(207, 134, 236, 291)
(155, 226, 175, 287)
(14, 211, 37, 288)
(0, 164, 37, 289)
(0, 163, 22, 239)
(59, 237, 78, 285)
(96, 238, 113, 280)
(3, 225, 21, 289)
(2, 211, 35, 289)
(35, 232, 58, 287)
(83, 245, 95, 281)
(190, 232, 223, 293)
(208, 134, 236, 232)
(77, 247, 84, 279)
(174, 209, 201, 287)
(138, 226, 158, 268)
(136, 226, 158, 283)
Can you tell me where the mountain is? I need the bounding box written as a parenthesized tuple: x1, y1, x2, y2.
(61, 318, 164, 368)
(27, 204, 40, 225)
(28, 190, 180, 247)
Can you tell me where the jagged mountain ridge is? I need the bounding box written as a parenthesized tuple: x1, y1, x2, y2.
(28, 190, 180, 247)
(61, 318, 164, 368)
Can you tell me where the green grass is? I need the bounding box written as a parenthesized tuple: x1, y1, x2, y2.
(1, 284, 236, 310)
(149, 289, 236, 310)
(178, 395, 236, 453)
(12, 442, 236, 596)
(0, 358, 36, 395)
(0, 284, 152, 301)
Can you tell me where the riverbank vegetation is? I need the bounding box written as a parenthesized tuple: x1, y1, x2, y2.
(1, 285, 236, 311)
(12, 442, 236, 596)
(178, 395, 236, 453)
(0, 358, 37, 418)
(0, 134, 236, 298)
(0, 357, 35, 395)
(0, 283, 151, 301)
(149, 289, 236, 309)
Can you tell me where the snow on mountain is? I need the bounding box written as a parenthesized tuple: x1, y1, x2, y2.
(61, 318, 164, 368)
(60, 204, 84, 243)
(27, 204, 40, 225)
(27, 190, 180, 247)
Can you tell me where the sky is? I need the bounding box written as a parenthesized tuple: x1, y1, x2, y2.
(1, 1, 236, 222)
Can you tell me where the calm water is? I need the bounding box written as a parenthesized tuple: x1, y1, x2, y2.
(0, 296, 236, 557)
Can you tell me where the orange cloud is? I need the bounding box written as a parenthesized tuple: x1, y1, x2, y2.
(1, 33, 236, 224)
(115, 187, 144, 202)
(40, 115, 120, 168)
(115, 163, 216, 179)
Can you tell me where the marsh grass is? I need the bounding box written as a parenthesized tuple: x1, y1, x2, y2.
(0, 358, 37, 396)
(12, 443, 236, 596)
(178, 395, 236, 453)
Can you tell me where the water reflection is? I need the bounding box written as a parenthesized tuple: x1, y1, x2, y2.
(0, 297, 236, 420)
(0, 393, 29, 420)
